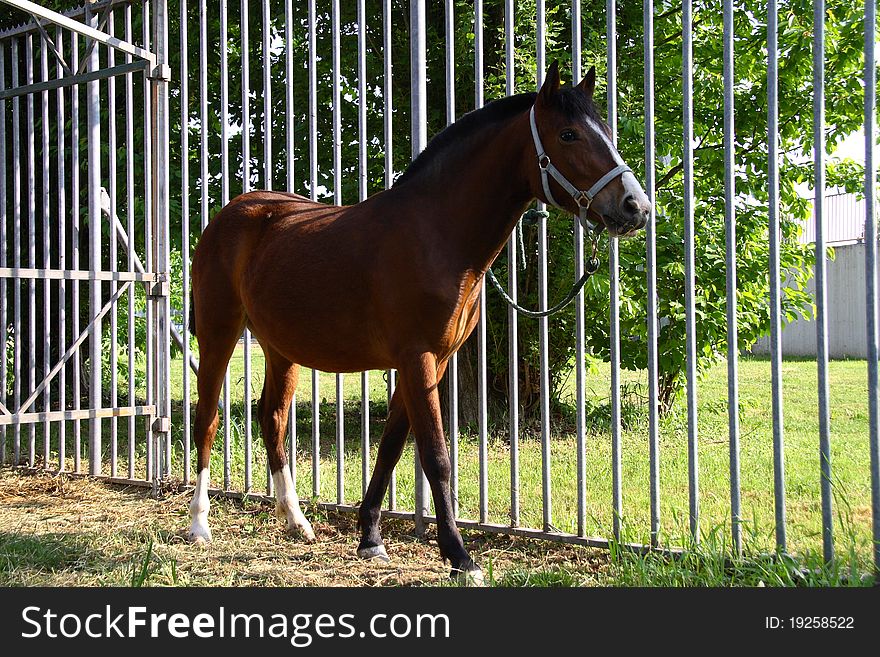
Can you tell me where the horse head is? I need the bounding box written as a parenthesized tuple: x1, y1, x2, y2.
(531, 60, 650, 238)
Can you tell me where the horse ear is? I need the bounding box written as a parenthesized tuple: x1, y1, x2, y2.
(538, 60, 561, 105)
(576, 65, 597, 98)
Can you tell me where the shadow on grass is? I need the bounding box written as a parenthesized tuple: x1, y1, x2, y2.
(0, 531, 96, 574)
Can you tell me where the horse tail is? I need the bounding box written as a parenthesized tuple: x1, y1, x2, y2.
(189, 287, 197, 340)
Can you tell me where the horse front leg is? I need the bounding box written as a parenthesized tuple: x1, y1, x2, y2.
(397, 352, 481, 584)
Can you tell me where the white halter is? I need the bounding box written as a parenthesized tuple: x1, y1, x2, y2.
(529, 104, 631, 232)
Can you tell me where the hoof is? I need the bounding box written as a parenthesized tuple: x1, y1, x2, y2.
(187, 524, 212, 545)
(357, 544, 391, 563)
(451, 566, 485, 587)
(287, 522, 316, 543)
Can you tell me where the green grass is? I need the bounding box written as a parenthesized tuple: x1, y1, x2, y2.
(4, 346, 877, 583)
(0, 532, 95, 574)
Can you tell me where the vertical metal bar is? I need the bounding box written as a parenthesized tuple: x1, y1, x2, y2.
(71, 33, 81, 473)
(504, 0, 517, 528)
(332, 0, 343, 505)
(607, 0, 622, 542)
(199, 0, 208, 232)
(86, 6, 103, 477)
(12, 37, 21, 467)
(241, 0, 251, 492)
(259, 0, 272, 492)
(181, 0, 192, 486)
(572, 0, 586, 539)
(411, 0, 428, 533)
(358, 0, 369, 498)
(812, 0, 832, 563)
(537, 0, 552, 533)
(220, 0, 231, 492)
(475, 0, 488, 525)
(336, 373, 344, 504)
(153, 0, 172, 484)
(768, 0, 788, 553)
(107, 13, 119, 478)
(241, 0, 253, 491)
(143, 0, 154, 482)
(26, 35, 36, 468)
(197, 0, 208, 482)
(285, 0, 294, 193)
(199, 0, 208, 235)
(288, 396, 297, 481)
(125, 7, 135, 479)
(285, 0, 295, 483)
(262, 0, 272, 191)
(56, 28, 67, 472)
(682, 0, 699, 543)
(723, 0, 742, 556)
(40, 35, 50, 468)
(308, 0, 320, 500)
(0, 44, 6, 467)
(644, 0, 660, 548)
(386, 0, 397, 511)
(441, 0, 457, 518)
(864, 0, 880, 574)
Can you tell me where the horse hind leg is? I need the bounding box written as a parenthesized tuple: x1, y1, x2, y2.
(187, 301, 245, 544)
(260, 347, 315, 542)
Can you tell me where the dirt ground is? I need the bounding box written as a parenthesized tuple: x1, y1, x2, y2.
(0, 468, 609, 586)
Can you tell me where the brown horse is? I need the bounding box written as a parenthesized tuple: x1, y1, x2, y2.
(186, 61, 650, 583)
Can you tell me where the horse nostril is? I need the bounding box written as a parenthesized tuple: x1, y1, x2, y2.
(623, 195, 640, 214)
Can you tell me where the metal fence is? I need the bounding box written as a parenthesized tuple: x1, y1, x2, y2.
(0, 0, 878, 573)
(0, 0, 171, 483)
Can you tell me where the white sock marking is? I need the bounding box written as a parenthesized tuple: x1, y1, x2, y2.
(188, 467, 212, 543)
(272, 468, 316, 541)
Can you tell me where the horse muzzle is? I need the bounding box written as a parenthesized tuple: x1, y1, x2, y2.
(602, 192, 650, 238)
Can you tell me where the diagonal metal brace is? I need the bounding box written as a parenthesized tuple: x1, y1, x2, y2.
(76, 0, 116, 75)
(33, 19, 73, 77)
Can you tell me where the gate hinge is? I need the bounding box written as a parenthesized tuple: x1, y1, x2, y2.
(152, 416, 170, 434)
(148, 274, 170, 299)
(148, 64, 172, 82)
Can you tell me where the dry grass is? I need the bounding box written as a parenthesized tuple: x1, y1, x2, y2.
(0, 468, 608, 587)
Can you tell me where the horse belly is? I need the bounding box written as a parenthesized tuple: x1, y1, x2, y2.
(243, 275, 390, 372)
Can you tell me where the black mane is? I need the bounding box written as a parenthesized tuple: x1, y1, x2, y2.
(393, 87, 603, 188)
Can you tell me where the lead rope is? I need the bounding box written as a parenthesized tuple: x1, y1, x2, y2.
(486, 217, 601, 319)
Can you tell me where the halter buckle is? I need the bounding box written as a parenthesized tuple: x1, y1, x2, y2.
(538, 154, 551, 171)
(574, 191, 592, 209)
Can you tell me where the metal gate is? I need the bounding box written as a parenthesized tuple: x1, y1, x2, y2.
(1, 0, 878, 575)
(0, 0, 171, 486)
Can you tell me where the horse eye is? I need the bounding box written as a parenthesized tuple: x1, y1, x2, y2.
(560, 129, 577, 142)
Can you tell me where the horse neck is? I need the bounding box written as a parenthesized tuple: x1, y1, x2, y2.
(400, 113, 537, 274)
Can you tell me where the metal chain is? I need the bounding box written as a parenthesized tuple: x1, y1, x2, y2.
(487, 223, 601, 319)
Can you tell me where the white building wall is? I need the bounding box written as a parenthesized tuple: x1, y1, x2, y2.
(752, 241, 877, 358)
